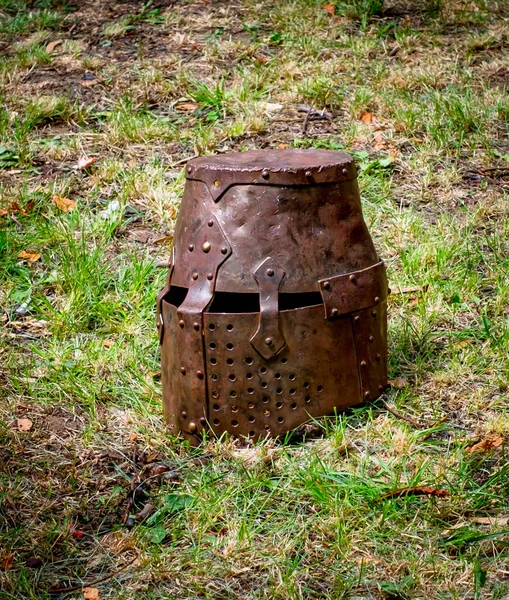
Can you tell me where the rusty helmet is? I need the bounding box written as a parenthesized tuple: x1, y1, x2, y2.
(157, 149, 388, 444)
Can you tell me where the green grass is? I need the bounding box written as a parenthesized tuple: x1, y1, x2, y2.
(1, 0, 509, 598)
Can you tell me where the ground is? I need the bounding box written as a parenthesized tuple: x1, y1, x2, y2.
(1, 0, 509, 598)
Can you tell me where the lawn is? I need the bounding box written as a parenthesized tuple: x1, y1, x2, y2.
(1, 0, 509, 598)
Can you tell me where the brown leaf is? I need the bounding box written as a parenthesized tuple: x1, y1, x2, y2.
(381, 486, 449, 500)
(17, 418, 33, 432)
(76, 156, 97, 170)
(45, 39, 62, 53)
(471, 516, 509, 526)
(0, 208, 7, 216)
(154, 235, 172, 245)
(18, 250, 40, 264)
(389, 378, 408, 390)
(52, 195, 76, 212)
(360, 111, 373, 124)
(373, 130, 386, 149)
(467, 435, 503, 454)
(323, 3, 335, 16)
(0, 554, 14, 571)
(175, 103, 199, 112)
(83, 588, 101, 600)
(102, 339, 114, 348)
(80, 79, 98, 88)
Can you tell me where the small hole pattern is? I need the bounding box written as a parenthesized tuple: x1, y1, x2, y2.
(203, 312, 330, 438)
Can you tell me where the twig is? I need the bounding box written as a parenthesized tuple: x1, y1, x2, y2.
(171, 154, 198, 167)
(301, 110, 311, 134)
(381, 400, 421, 427)
(380, 486, 449, 500)
(47, 554, 138, 594)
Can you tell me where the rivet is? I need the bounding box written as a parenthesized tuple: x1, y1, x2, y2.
(202, 241, 211, 253)
(179, 320, 185, 328)
(369, 335, 374, 343)
(361, 360, 367, 368)
(192, 272, 199, 280)
(378, 385, 384, 392)
(265, 337, 273, 345)
(364, 391, 370, 399)
(331, 308, 339, 317)
(354, 315, 360, 323)
(188, 244, 194, 252)
(372, 310, 377, 317)
(376, 353, 381, 361)
(196, 370, 204, 379)
(349, 274, 357, 283)
(324, 281, 331, 290)
(187, 166, 192, 173)
(193, 322, 200, 331)
(214, 180, 220, 188)
(207, 272, 214, 280)
(374, 296, 380, 303)
(181, 411, 187, 418)
(266, 268, 274, 277)
(207, 219, 214, 227)
(200, 417, 207, 425)
(305, 170, 312, 178)
(188, 422, 197, 432)
(212, 389, 219, 399)
(180, 367, 186, 375)
(262, 170, 270, 179)
(220, 247, 228, 255)
(342, 168, 348, 176)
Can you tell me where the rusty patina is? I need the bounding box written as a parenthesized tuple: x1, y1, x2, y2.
(157, 149, 388, 444)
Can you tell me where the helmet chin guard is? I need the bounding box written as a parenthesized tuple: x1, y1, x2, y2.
(157, 149, 389, 444)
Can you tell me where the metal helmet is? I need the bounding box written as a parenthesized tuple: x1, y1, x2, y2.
(157, 149, 388, 444)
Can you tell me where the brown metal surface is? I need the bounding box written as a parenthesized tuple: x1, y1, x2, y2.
(159, 149, 389, 444)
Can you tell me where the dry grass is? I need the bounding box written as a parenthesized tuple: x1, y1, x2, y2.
(1, 0, 509, 598)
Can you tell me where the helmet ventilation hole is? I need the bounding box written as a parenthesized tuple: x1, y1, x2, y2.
(227, 358, 234, 366)
(227, 324, 234, 331)
(277, 417, 284, 423)
(246, 357, 253, 365)
(228, 374, 236, 381)
(231, 420, 238, 427)
(209, 324, 216, 331)
(213, 419, 220, 426)
(226, 343, 234, 350)
(231, 405, 238, 412)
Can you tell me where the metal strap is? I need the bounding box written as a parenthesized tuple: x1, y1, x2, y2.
(318, 261, 388, 320)
(250, 257, 286, 360)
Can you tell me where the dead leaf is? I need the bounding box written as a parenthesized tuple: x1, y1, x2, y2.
(373, 130, 386, 149)
(381, 486, 449, 500)
(80, 79, 98, 88)
(83, 588, 101, 600)
(389, 378, 408, 390)
(130, 432, 138, 441)
(471, 516, 509, 526)
(0, 554, 14, 571)
(102, 339, 114, 348)
(0, 208, 7, 216)
(52, 195, 76, 212)
(17, 418, 33, 432)
(76, 156, 97, 170)
(323, 3, 335, 16)
(467, 435, 503, 454)
(278, 143, 289, 149)
(175, 103, 199, 111)
(360, 111, 373, 124)
(45, 39, 62, 53)
(254, 56, 268, 65)
(18, 250, 40, 264)
(154, 235, 172, 245)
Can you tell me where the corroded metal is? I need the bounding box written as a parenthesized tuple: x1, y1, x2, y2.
(158, 149, 389, 444)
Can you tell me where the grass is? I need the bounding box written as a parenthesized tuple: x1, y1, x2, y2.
(1, 0, 509, 598)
